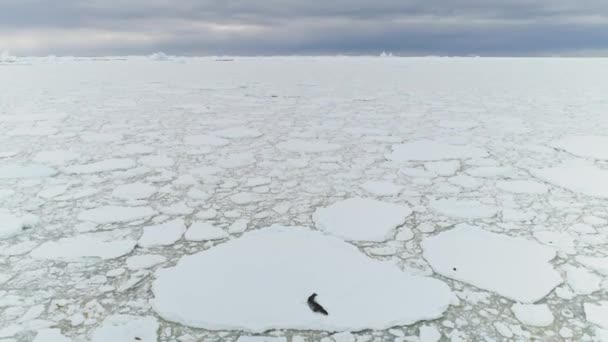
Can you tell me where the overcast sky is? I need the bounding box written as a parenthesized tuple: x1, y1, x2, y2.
(1, 0, 608, 56)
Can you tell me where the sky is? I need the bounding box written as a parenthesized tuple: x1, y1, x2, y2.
(1, 0, 608, 56)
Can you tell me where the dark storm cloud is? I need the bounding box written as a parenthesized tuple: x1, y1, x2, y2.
(1, 0, 608, 55)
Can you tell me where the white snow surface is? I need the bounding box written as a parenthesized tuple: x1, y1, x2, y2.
(387, 140, 487, 162)
(313, 198, 412, 241)
(422, 225, 562, 303)
(152, 225, 452, 332)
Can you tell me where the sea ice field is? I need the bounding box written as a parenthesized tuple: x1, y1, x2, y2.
(2, 56, 608, 341)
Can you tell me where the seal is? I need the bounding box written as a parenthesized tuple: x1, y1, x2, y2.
(307, 293, 329, 315)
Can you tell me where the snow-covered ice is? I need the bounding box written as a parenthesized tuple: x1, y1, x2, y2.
(152, 226, 452, 332)
(422, 225, 562, 303)
(313, 198, 412, 241)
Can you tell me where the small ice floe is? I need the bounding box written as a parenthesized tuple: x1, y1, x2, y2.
(139, 155, 174, 168)
(576, 256, 608, 276)
(360, 181, 403, 197)
(0, 164, 58, 179)
(216, 152, 256, 169)
(276, 139, 341, 153)
(183, 134, 229, 146)
(447, 175, 483, 189)
(152, 225, 452, 332)
(564, 265, 601, 295)
(33, 150, 80, 165)
(214, 127, 263, 139)
(228, 219, 249, 234)
(7, 126, 59, 136)
(185, 221, 228, 241)
(532, 159, 608, 198)
(0, 212, 38, 239)
(65, 158, 135, 174)
(126, 254, 167, 270)
(33, 328, 71, 342)
(551, 135, 608, 160)
(77, 205, 156, 224)
(31, 231, 136, 261)
(230, 192, 261, 205)
(496, 180, 549, 194)
(386, 140, 487, 162)
(422, 224, 562, 303)
(511, 303, 554, 327)
(466, 166, 513, 178)
(424, 160, 460, 176)
(138, 218, 186, 247)
(91, 315, 158, 342)
(585, 301, 608, 329)
(112, 182, 157, 200)
(429, 198, 498, 219)
(313, 198, 412, 242)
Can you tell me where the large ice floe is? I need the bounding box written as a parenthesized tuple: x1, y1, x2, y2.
(422, 225, 562, 303)
(531, 159, 608, 198)
(386, 140, 487, 161)
(312, 198, 412, 241)
(152, 225, 452, 332)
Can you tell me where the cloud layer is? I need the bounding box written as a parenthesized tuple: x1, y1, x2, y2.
(1, 0, 608, 56)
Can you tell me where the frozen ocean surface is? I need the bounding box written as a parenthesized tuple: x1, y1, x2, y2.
(2, 56, 608, 341)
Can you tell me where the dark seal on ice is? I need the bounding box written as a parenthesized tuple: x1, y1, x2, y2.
(307, 293, 329, 316)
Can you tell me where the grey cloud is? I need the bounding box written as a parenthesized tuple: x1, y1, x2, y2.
(1, 0, 608, 55)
